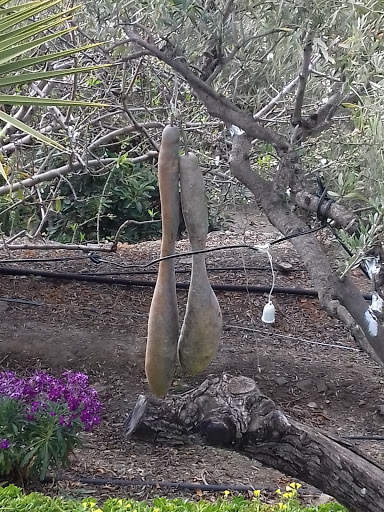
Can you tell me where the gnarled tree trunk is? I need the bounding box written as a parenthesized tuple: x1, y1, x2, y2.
(125, 374, 384, 512)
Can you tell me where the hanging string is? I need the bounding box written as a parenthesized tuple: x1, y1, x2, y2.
(256, 243, 275, 303)
(266, 246, 275, 304)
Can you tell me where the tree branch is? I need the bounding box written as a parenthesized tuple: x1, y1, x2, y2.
(291, 31, 314, 128)
(253, 56, 321, 121)
(127, 31, 289, 150)
(88, 122, 162, 153)
(206, 29, 293, 85)
(0, 153, 158, 196)
(290, 189, 358, 232)
(0, 242, 115, 252)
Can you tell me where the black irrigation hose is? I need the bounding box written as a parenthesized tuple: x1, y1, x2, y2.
(81, 266, 277, 277)
(42, 474, 321, 495)
(0, 265, 373, 300)
(341, 436, 384, 441)
(0, 257, 86, 264)
(42, 475, 262, 492)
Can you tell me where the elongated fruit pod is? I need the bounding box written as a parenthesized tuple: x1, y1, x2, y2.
(145, 125, 180, 396)
(178, 153, 222, 375)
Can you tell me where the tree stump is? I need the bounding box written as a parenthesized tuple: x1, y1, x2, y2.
(125, 373, 384, 512)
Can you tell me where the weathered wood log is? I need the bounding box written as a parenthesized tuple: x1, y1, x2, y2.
(125, 373, 384, 512)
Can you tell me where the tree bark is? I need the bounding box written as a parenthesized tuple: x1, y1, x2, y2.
(125, 374, 384, 512)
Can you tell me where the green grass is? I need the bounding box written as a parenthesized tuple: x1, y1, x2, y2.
(0, 485, 348, 512)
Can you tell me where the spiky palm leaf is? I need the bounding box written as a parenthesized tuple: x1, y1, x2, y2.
(0, 0, 108, 149)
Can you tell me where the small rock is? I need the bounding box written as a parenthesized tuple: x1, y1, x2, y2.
(307, 402, 318, 409)
(340, 379, 355, 388)
(296, 379, 313, 391)
(276, 376, 288, 386)
(276, 261, 293, 272)
(315, 380, 327, 393)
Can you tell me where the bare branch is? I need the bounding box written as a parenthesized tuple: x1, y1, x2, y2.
(0, 153, 158, 196)
(0, 242, 115, 252)
(0, 122, 63, 156)
(291, 31, 314, 128)
(206, 29, 292, 85)
(114, 218, 161, 243)
(254, 55, 321, 120)
(290, 189, 358, 231)
(88, 122, 162, 153)
(293, 84, 369, 142)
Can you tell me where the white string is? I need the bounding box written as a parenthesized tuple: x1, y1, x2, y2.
(266, 246, 275, 303)
(255, 243, 275, 303)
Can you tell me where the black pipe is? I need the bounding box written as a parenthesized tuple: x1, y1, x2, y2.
(341, 436, 384, 441)
(81, 266, 276, 276)
(42, 474, 261, 492)
(0, 265, 373, 300)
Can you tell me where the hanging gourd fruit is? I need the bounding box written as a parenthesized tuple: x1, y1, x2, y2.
(178, 152, 222, 374)
(145, 125, 180, 396)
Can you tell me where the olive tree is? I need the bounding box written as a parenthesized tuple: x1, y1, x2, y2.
(110, 0, 384, 365)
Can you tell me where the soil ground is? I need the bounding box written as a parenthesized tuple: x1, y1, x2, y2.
(0, 204, 383, 506)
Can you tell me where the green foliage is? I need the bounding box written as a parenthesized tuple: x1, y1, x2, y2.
(0, 485, 348, 512)
(46, 159, 161, 244)
(0, 159, 161, 244)
(0, 397, 81, 479)
(0, 370, 102, 480)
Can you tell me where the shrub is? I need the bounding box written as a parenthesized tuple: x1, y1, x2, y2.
(0, 370, 102, 480)
(44, 159, 161, 244)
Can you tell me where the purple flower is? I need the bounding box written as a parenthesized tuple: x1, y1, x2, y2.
(0, 438, 9, 449)
(0, 370, 102, 432)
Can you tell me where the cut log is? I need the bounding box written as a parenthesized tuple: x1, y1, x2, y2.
(125, 373, 384, 512)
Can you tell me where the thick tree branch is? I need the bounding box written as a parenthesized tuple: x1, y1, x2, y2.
(293, 85, 368, 142)
(126, 374, 384, 512)
(290, 189, 358, 232)
(127, 32, 289, 150)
